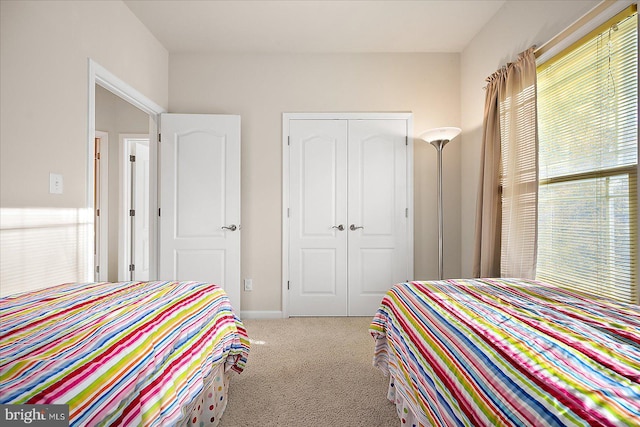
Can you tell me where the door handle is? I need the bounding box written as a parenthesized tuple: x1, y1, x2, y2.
(350, 224, 364, 231)
(222, 224, 237, 231)
(331, 224, 345, 231)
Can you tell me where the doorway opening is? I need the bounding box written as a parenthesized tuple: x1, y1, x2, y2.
(88, 59, 165, 282)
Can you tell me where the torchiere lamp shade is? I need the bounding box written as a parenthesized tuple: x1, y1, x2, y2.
(419, 127, 461, 143)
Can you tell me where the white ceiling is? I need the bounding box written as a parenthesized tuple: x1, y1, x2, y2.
(124, 0, 507, 54)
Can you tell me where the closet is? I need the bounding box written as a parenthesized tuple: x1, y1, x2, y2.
(283, 113, 413, 316)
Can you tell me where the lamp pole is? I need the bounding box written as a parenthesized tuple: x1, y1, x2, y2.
(419, 127, 461, 281)
(430, 139, 448, 280)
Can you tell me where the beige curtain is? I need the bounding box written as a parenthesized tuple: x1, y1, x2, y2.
(473, 47, 538, 279)
(473, 68, 504, 278)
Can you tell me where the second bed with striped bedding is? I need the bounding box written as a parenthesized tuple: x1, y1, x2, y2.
(370, 278, 640, 426)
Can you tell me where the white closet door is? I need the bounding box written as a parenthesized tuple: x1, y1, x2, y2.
(133, 140, 150, 280)
(288, 119, 348, 316)
(159, 114, 241, 310)
(347, 119, 408, 316)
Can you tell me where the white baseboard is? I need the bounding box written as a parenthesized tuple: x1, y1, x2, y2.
(240, 310, 284, 319)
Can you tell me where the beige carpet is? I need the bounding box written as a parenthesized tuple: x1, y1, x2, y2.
(219, 317, 399, 426)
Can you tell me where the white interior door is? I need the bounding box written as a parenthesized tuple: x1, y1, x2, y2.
(288, 119, 348, 316)
(133, 140, 150, 280)
(120, 135, 150, 282)
(94, 132, 109, 282)
(347, 119, 409, 316)
(159, 114, 241, 310)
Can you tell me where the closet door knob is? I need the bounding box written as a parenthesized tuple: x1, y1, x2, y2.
(331, 224, 345, 231)
(222, 224, 237, 231)
(350, 224, 364, 231)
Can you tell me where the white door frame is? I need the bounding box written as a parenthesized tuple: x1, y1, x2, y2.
(87, 59, 166, 282)
(282, 112, 414, 318)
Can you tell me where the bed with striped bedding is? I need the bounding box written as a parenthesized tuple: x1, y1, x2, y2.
(0, 280, 250, 426)
(370, 278, 640, 426)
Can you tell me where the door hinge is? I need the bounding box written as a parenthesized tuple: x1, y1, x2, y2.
(129, 209, 135, 217)
(96, 265, 100, 274)
(158, 133, 161, 142)
(129, 155, 136, 162)
(406, 135, 408, 146)
(406, 208, 408, 218)
(288, 136, 291, 146)
(158, 208, 161, 217)
(129, 264, 135, 272)
(287, 281, 290, 290)
(287, 208, 290, 218)
(96, 152, 101, 160)
(96, 209, 100, 217)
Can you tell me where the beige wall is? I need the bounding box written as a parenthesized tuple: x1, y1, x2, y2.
(0, 1, 168, 295)
(0, 0, 610, 307)
(169, 53, 461, 313)
(459, 0, 600, 278)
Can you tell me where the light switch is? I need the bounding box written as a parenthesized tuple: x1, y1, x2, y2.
(49, 173, 63, 194)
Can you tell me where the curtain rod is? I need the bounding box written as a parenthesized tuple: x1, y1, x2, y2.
(534, 0, 634, 60)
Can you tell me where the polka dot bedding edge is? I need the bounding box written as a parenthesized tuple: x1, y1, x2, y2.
(185, 364, 230, 427)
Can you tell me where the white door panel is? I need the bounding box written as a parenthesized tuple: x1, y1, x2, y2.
(175, 249, 225, 282)
(160, 114, 241, 310)
(175, 131, 226, 237)
(289, 119, 348, 316)
(348, 119, 408, 316)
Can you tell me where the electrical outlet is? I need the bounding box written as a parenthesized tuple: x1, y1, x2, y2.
(244, 278, 253, 291)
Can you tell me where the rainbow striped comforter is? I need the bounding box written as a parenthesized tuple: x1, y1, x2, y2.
(0, 281, 250, 426)
(370, 278, 640, 426)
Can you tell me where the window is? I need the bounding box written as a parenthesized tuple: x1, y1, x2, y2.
(536, 7, 638, 303)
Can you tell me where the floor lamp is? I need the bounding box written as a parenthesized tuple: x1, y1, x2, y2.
(419, 127, 461, 280)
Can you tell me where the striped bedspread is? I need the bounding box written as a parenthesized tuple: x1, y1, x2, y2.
(370, 278, 640, 426)
(0, 281, 250, 426)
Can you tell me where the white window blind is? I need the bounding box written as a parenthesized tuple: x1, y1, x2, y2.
(536, 7, 638, 303)
(500, 76, 538, 278)
(499, 70, 538, 278)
